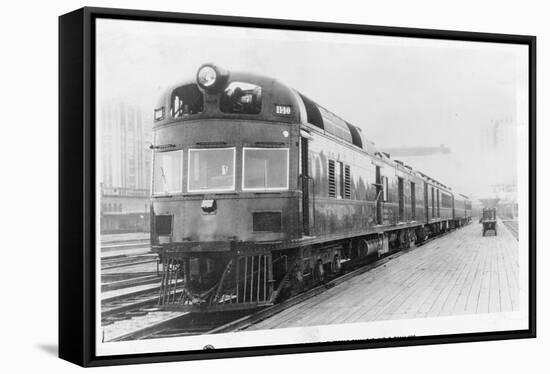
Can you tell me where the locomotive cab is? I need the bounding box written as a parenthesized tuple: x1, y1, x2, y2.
(151, 66, 304, 249)
(150, 65, 307, 309)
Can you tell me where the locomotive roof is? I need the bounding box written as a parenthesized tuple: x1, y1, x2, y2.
(156, 66, 465, 198)
(156, 69, 371, 151)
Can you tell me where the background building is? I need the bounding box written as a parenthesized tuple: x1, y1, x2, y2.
(100, 101, 152, 233)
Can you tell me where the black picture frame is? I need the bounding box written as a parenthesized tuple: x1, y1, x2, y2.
(59, 6, 536, 367)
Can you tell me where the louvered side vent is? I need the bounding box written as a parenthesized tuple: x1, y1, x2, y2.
(344, 165, 351, 199)
(328, 160, 336, 197)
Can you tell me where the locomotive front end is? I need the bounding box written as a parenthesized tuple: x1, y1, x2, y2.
(150, 65, 303, 311)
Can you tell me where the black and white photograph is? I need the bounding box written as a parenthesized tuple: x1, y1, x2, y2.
(91, 13, 532, 358)
(5, 0, 550, 371)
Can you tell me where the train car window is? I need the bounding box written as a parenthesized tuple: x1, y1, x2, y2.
(431, 187, 435, 216)
(398, 177, 404, 221)
(242, 148, 289, 190)
(411, 182, 416, 219)
(442, 193, 452, 208)
(171, 84, 204, 118)
(382, 176, 389, 202)
(188, 148, 235, 192)
(437, 190, 440, 217)
(220, 82, 262, 114)
(153, 150, 183, 195)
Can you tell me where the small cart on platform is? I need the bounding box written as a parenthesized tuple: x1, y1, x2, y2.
(480, 208, 497, 236)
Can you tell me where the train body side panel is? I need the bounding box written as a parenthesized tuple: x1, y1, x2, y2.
(306, 130, 424, 238)
(411, 175, 426, 223)
(454, 195, 466, 219)
(307, 132, 378, 236)
(380, 165, 399, 226)
(440, 191, 453, 220)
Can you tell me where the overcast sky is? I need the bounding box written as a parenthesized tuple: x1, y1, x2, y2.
(96, 19, 528, 198)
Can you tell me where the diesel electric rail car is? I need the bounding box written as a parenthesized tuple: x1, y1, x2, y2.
(150, 64, 472, 311)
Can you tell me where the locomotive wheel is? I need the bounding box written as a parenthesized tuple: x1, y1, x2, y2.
(414, 228, 424, 244)
(313, 259, 325, 283)
(284, 265, 305, 298)
(409, 231, 417, 248)
(356, 239, 369, 258)
(420, 227, 428, 242)
(398, 230, 410, 249)
(332, 254, 342, 274)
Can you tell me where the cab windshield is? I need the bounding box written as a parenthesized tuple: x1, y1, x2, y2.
(243, 148, 289, 190)
(153, 150, 183, 195)
(188, 148, 236, 192)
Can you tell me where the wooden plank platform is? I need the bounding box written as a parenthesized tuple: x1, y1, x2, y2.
(248, 221, 519, 331)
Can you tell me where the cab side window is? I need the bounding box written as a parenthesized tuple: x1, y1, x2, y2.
(220, 82, 262, 114)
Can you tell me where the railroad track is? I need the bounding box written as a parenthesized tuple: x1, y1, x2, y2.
(101, 279, 184, 327)
(100, 236, 164, 330)
(101, 291, 238, 342)
(101, 273, 160, 292)
(101, 253, 158, 270)
(110, 311, 250, 341)
(102, 238, 148, 244)
(501, 220, 519, 240)
(101, 285, 167, 330)
(105, 227, 456, 341)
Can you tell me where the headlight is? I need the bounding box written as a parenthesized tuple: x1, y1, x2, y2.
(196, 64, 228, 92)
(197, 65, 217, 88)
